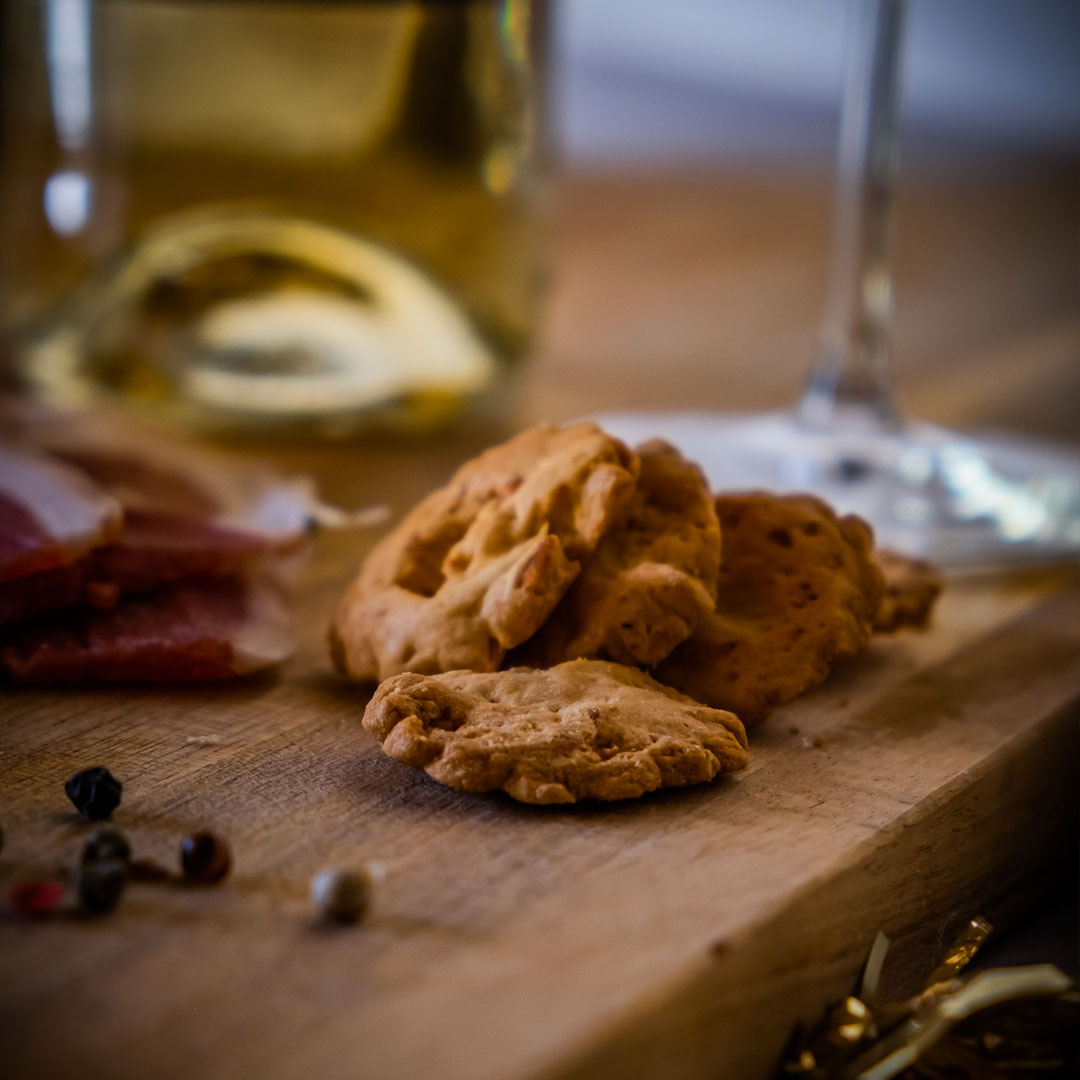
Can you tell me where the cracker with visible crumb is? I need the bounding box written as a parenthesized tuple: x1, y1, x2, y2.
(364, 659, 748, 804)
(516, 440, 720, 667)
(655, 493, 884, 725)
(330, 424, 639, 682)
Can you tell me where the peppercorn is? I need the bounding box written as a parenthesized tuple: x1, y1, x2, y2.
(8, 878, 66, 917)
(81, 827, 131, 866)
(311, 867, 373, 924)
(65, 766, 122, 820)
(77, 858, 126, 914)
(179, 831, 231, 884)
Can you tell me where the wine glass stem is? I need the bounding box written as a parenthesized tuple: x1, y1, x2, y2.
(798, 0, 907, 432)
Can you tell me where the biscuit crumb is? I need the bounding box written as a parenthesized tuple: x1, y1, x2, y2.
(873, 549, 943, 632)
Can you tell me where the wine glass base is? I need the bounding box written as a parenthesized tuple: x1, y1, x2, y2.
(594, 410, 1080, 570)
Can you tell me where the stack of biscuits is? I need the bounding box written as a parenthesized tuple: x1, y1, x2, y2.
(330, 424, 941, 804)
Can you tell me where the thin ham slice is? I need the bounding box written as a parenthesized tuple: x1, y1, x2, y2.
(0, 440, 292, 626)
(3, 399, 318, 549)
(0, 445, 122, 584)
(1, 399, 382, 682)
(0, 578, 293, 684)
(0, 403, 328, 626)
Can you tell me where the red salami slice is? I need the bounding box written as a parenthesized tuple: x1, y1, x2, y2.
(1, 578, 294, 684)
(0, 565, 86, 626)
(85, 508, 271, 599)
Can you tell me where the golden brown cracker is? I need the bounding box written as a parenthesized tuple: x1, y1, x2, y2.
(330, 424, 639, 682)
(517, 439, 721, 667)
(364, 659, 748, 804)
(655, 493, 884, 725)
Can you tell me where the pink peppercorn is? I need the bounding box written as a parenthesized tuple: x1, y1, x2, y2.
(8, 878, 66, 917)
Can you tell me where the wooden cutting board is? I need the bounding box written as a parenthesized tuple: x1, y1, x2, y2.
(2, 168, 1079, 1080)
(1, 514, 1077, 1080)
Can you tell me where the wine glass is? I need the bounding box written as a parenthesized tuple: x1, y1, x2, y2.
(597, 0, 1080, 569)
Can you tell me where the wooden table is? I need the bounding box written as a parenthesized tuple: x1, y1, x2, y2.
(2, 165, 1078, 1080)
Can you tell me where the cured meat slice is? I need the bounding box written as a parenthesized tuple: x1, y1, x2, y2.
(0, 565, 86, 627)
(0, 401, 374, 626)
(57, 446, 314, 610)
(0, 578, 293, 684)
(2, 397, 321, 551)
(0, 400, 377, 682)
(52, 446, 313, 554)
(0, 442, 284, 626)
(86, 508, 271, 598)
(0, 445, 122, 584)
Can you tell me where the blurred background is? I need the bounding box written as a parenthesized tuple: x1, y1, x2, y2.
(1, 0, 1076, 440)
(527, 0, 1079, 444)
(555, 0, 1080, 170)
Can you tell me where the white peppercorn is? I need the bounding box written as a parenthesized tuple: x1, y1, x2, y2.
(311, 866, 374, 924)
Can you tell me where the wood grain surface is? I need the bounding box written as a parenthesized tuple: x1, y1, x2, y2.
(2, 165, 1078, 1080)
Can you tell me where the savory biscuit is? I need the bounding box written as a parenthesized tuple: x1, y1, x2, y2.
(655, 493, 884, 725)
(363, 659, 748, 804)
(872, 549, 943, 633)
(330, 424, 640, 682)
(516, 440, 721, 666)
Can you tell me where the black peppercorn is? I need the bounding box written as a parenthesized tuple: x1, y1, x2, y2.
(81, 827, 131, 866)
(65, 766, 122, 820)
(77, 858, 127, 914)
(180, 831, 231, 884)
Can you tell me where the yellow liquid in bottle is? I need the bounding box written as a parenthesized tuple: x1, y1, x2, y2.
(0, 0, 548, 435)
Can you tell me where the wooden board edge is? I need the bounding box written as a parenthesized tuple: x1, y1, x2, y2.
(536, 590, 1080, 1080)
(543, 700, 1077, 1080)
